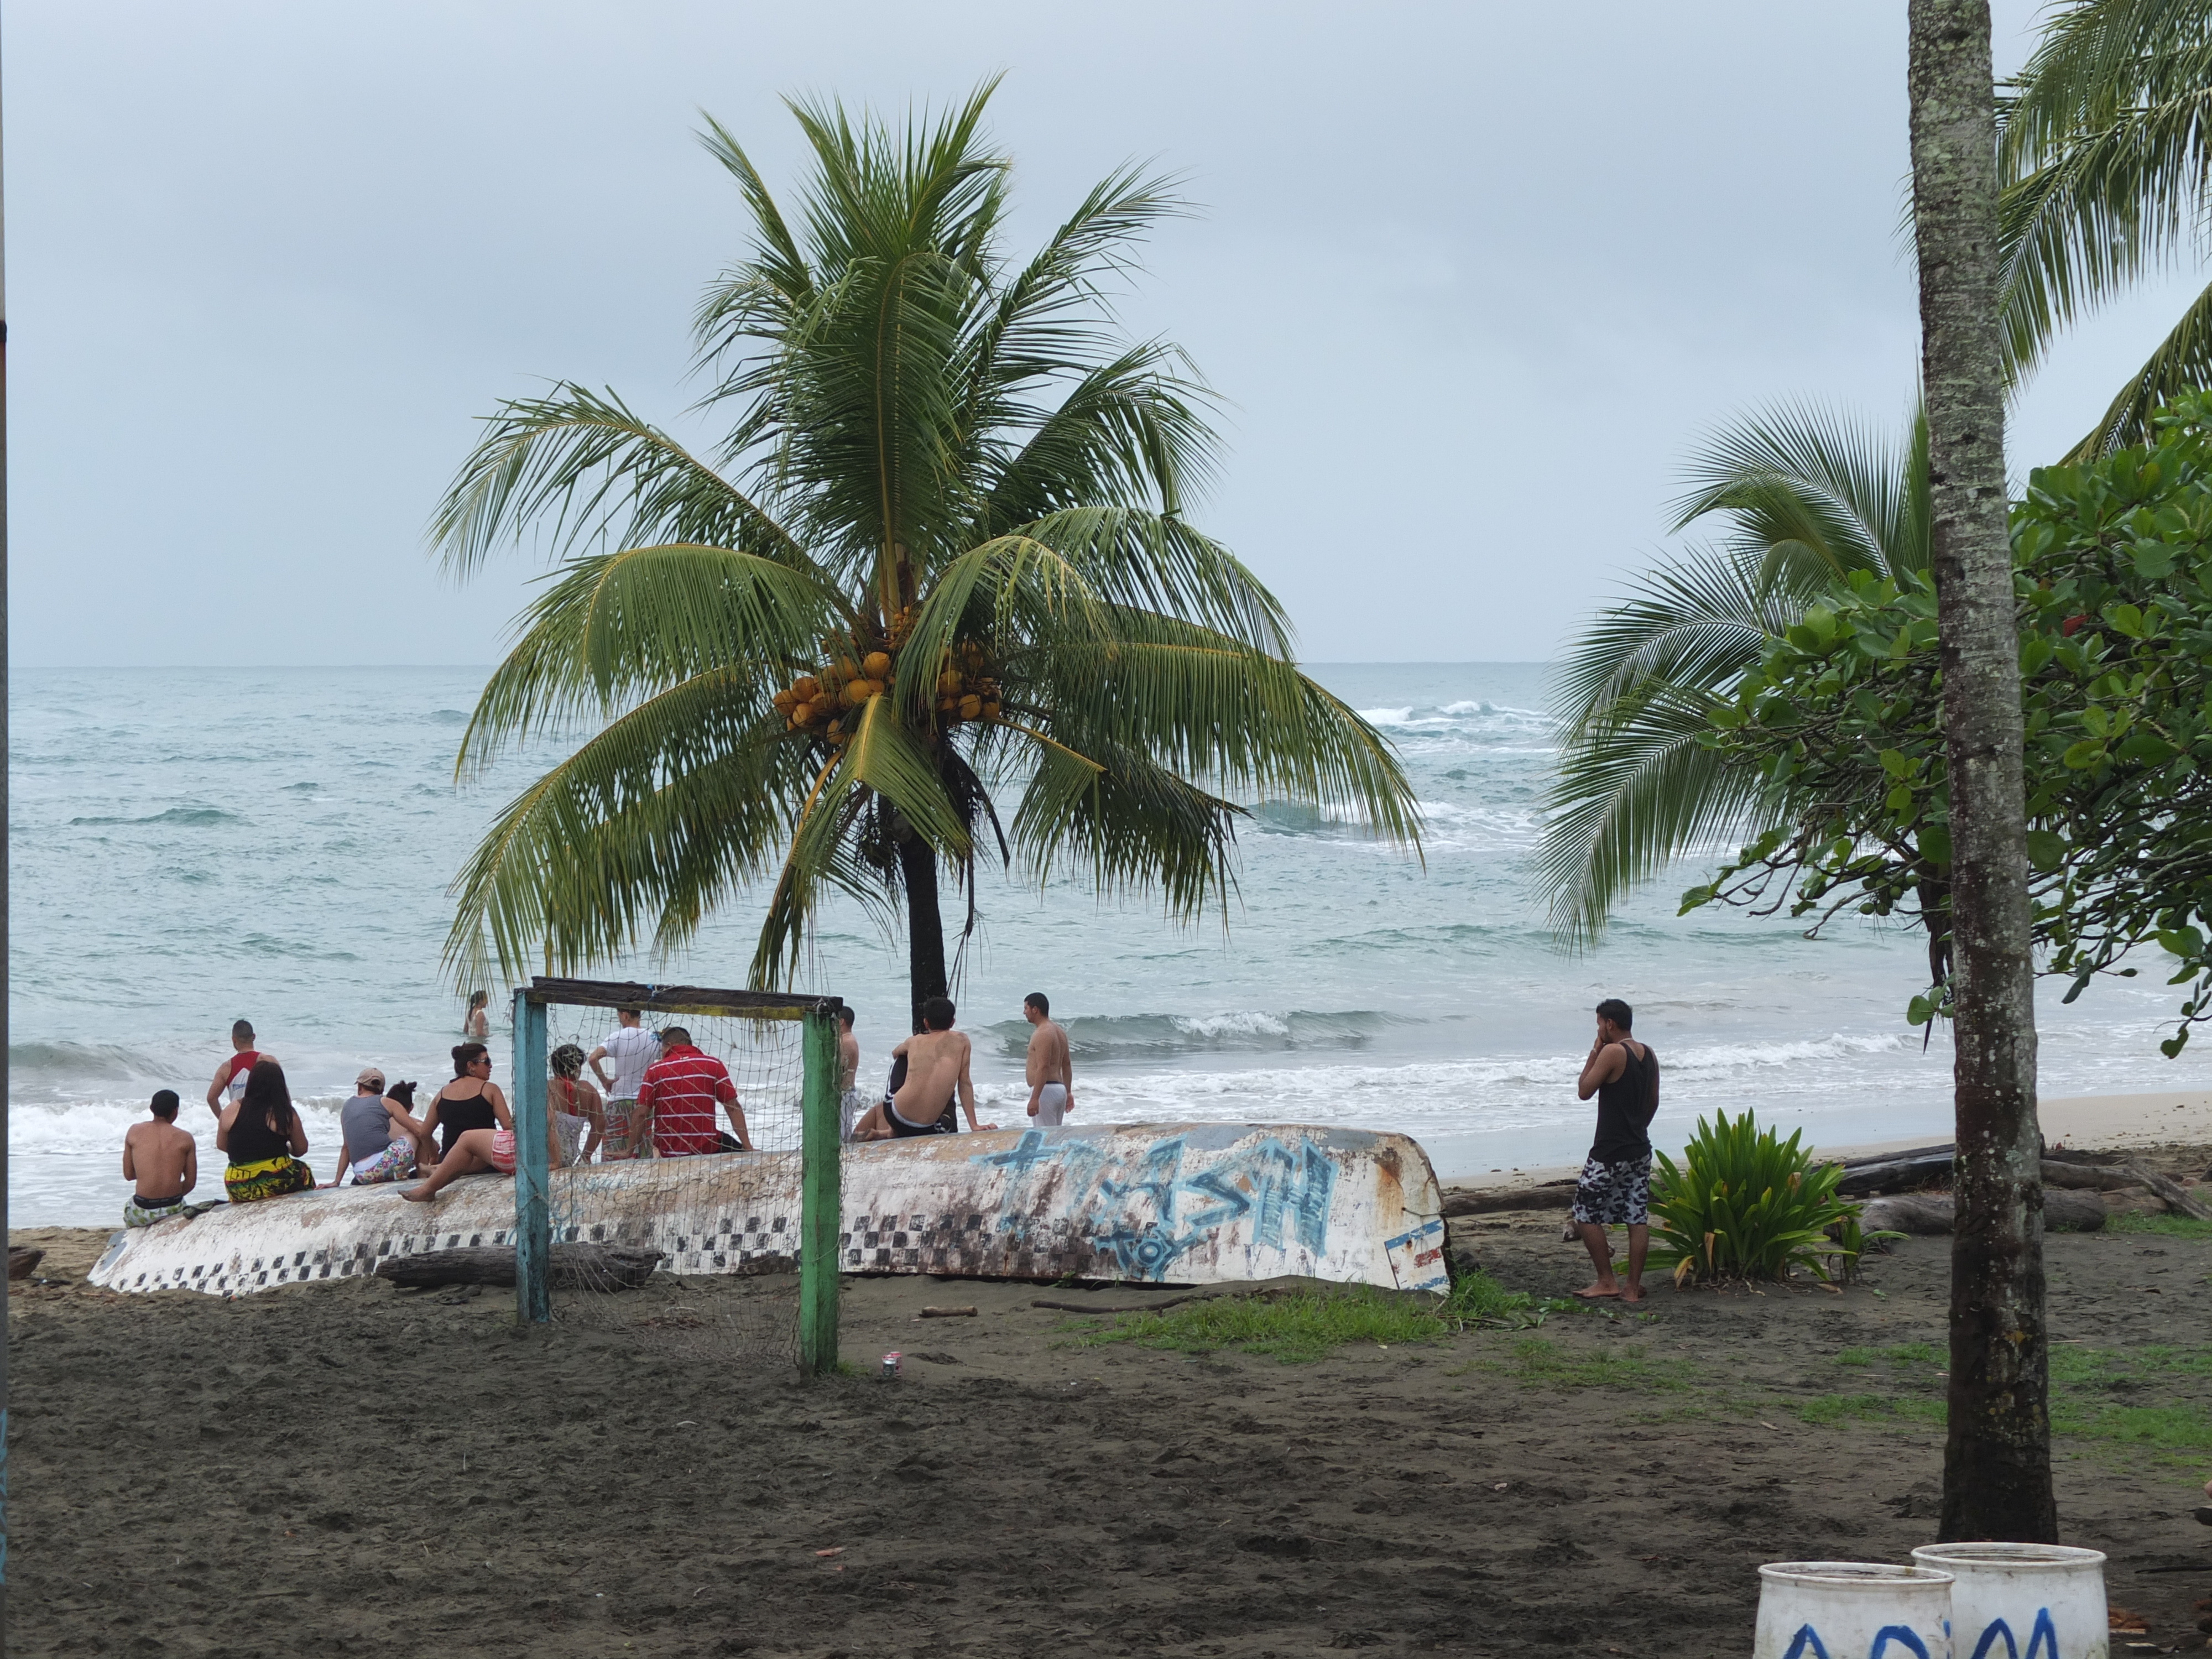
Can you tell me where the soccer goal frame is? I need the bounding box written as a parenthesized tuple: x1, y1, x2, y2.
(511, 976, 846, 1375)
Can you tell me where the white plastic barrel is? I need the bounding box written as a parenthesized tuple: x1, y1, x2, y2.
(1755, 1562, 1957, 1659)
(1911, 1542, 2109, 1659)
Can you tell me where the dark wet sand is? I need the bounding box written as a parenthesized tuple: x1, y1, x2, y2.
(11, 1176, 2212, 1658)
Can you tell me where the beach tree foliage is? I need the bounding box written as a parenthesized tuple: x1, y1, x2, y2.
(1683, 395, 2212, 1060)
(1545, 0, 2212, 936)
(431, 84, 1417, 1021)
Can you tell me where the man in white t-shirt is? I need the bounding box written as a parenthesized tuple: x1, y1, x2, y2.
(587, 1008, 661, 1160)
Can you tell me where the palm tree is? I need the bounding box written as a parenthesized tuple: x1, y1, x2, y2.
(432, 84, 1418, 1027)
(1911, 0, 2054, 1543)
(1536, 403, 1929, 945)
(1999, 0, 2212, 458)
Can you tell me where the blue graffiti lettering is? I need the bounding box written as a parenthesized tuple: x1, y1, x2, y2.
(1869, 1626, 1931, 1659)
(973, 1130, 1060, 1176)
(1099, 1140, 1185, 1225)
(1092, 1221, 1203, 1280)
(1177, 1138, 1335, 1252)
(1780, 1625, 1830, 1659)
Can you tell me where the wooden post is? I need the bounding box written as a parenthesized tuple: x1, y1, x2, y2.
(513, 990, 551, 1325)
(799, 1004, 842, 1375)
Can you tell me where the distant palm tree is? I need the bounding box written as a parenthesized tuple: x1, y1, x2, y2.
(1536, 404, 1928, 944)
(2000, 0, 2212, 458)
(433, 83, 1418, 1025)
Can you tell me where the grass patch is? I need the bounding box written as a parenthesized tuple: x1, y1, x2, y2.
(1806, 1342, 2212, 1463)
(1065, 1271, 1564, 1364)
(1457, 1335, 1698, 1392)
(2051, 1401, 2212, 1453)
(2106, 1212, 2212, 1238)
(1799, 1392, 1947, 1428)
(1835, 1342, 1944, 1370)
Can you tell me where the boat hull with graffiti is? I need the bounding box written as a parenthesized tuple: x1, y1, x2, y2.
(88, 1122, 1449, 1298)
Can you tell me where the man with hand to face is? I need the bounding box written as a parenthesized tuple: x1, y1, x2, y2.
(1569, 998, 1659, 1305)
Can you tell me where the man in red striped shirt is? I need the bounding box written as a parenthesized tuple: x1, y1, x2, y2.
(634, 1026, 752, 1156)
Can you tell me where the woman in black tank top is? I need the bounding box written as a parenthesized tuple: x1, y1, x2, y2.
(420, 1044, 509, 1162)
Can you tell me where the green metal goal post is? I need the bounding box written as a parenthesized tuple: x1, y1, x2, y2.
(509, 977, 845, 1375)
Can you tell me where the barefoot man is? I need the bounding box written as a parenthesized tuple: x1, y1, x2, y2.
(123, 1089, 200, 1227)
(1021, 992, 1073, 1126)
(1570, 998, 1659, 1304)
(852, 997, 998, 1139)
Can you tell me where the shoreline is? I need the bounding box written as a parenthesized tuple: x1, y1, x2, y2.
(1436, 1088, 2212, 1195)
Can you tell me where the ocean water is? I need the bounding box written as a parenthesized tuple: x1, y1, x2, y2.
(14, 663, 2211, 1227)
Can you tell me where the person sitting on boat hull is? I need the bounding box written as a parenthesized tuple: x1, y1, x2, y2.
(123, 1089, 200, 1227)
(634, 1026, 750, 1156)
(220, 1060, 315, 1203)
(852, 998, 997, 1140)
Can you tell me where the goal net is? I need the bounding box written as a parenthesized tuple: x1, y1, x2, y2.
(510, 978, 842, 1374)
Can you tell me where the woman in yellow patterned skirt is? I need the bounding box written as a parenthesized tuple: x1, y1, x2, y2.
(218, 1058, 315, 1202)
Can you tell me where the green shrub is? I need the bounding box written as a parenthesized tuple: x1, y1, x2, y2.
(1651, 1109, 1864, 1285)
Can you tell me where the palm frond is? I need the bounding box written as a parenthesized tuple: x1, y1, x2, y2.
(457, 542, 839, 773)
(443, 670, 807, 987)
(428, 384, 808, 578)
(1670, 400, 1927, 581)
(1544, 396, 1923, 942)
(2064, 273, 2212, 457)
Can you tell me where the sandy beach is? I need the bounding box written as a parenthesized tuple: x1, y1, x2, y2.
(12, 1132, 2211, 1658)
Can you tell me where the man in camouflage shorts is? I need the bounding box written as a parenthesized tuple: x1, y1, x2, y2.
(1569, 998, 1659, 1303)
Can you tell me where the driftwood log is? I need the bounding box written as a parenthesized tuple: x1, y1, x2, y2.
(1439, 1181, 1577, 1218)
(2039, 1160, 2212, 1220)
(1834, 1147, 1955, 1197)
(373, 1243, 662, 1291)
(1861, 1187, 2109, 1235)
(8, 1246, 44, 1281)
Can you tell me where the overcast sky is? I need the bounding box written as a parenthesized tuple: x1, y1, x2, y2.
(9, 1, 2206, 669)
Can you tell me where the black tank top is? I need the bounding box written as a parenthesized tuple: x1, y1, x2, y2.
(435, 1086, 497, 1157)
(226, 1103, 294, 1166)
(1589, 1044, 1656, 1162)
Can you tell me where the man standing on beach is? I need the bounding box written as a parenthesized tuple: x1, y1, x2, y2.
(205, 1019, 272, 1117)
(851, 997, 997, 1139)
(837, 1006, 862, 1141)
(588, 1008, 659, 1160)
(1022, 992, 1074, 1126)
(1570, 998, 1659, 1304)
(634, 1026, 751, 1156)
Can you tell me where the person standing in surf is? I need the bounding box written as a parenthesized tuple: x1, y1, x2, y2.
(1021, 992, 1073, 1127)
(204, 1018, 274, 1117)
(836, 1006, 862, 1142)
(587, 1008, 659, 1160)
(1569, 998, 1658, 1304)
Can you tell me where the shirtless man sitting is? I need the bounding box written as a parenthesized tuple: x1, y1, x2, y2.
(123, 1089, 201, 1227)
(1021, 992, 1074, 1126)
(851, 997, 999, 1140)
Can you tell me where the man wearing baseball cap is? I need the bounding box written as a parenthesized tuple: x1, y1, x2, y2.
(330, 1066, 435, 1186)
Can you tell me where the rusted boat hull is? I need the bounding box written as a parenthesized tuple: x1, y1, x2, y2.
(87, 1123, 1449, 1297)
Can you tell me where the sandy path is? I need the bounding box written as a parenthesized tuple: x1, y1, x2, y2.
(11, 1202, 2212, 1657)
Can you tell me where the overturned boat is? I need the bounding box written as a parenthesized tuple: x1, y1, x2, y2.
(89, 1121, 1449, 1298)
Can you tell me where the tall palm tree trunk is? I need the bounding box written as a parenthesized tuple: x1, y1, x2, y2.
(1907, 0, 2057, 1542)
(896, 831, 948, 1034)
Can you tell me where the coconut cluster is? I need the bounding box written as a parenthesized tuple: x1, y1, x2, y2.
(773, 648, 895, 743)
(934, 640, 1003, 726)
(771, 632, 1003, 743)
